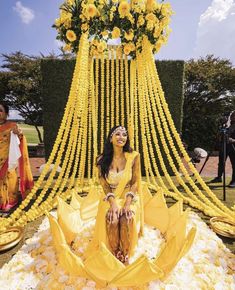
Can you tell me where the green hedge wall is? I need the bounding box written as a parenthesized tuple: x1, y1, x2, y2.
(41, 59, 185, 175)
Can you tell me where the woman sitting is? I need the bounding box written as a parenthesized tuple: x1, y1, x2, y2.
(94, 125, 143, 265)
(0, 102, 34, 212)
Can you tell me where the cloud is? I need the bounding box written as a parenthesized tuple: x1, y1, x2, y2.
(13, 1, 35, 24)
(194, 0, 235, 64)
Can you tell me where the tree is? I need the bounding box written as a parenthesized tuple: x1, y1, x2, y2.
(182, 55, 235, 151)
(1, 52, 43, 142)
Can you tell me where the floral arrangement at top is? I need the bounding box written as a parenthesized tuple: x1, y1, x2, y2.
(53, 0, 173, 58)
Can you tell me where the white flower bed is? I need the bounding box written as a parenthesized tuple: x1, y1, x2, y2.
(0, 212, 234, 290)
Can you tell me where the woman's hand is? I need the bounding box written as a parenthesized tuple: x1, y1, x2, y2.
(107, 202, 120, 224)
(228, 137, 235, 144)
(120, 202, 134, 222)
(12, 125, 22, 137)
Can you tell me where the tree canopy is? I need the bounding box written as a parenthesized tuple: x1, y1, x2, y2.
(182, 55, 235, 151)
(0, 52, 43, 142)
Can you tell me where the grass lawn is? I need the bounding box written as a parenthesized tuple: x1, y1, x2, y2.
(19, 123, 43, 145)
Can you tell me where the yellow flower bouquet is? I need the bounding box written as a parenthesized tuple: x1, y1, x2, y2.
(53, 0, 173, 58)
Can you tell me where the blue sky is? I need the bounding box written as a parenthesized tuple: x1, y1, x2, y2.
(0, 0, 235, 64)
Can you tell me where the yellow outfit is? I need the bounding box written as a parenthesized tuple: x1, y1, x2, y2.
(50, 151, 196, 286)
(87, 151, 143, 259)
(0, 121, 33, 210)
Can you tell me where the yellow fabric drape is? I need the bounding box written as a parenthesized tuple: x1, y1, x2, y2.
(57, 197, 83, 244)
(0, 122, 18, 206)
(0, 122, 33, 207)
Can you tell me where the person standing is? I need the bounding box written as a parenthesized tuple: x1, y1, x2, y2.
(0, 103, 34, 212)
(210, 111, 235, 187)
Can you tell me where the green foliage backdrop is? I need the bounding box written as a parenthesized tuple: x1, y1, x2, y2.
(41, 59, 185, 164)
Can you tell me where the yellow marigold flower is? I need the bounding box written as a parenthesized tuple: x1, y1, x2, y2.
(81, 23, 89, 31)
(66, 30, 77, 42)
(92, 38, 99, 46)
(123, 44, 131, 55)
(112, 27, 121, 39)
(63, 44, 72, 52)
(124, 30, 134, 41)
(86, 4, 97, 18)
(93, 49, 100, 57)
(97, 41, 107, 53)
(118, 1, 130, 18)
(137, 15, 145, 27)
(146, 13, 157, 22)
(128, 42, 136, 51)
(124, 42, 135, 52)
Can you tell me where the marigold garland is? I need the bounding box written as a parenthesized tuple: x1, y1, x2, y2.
(1, 1, 234, 233)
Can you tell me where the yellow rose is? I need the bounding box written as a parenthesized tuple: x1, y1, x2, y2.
(123, 44, 131, 55)
(101, 30, 109, 37)
(153, 26, 161, 38)
(146, 0, 154, 12)
(154, 39, 163, 52)
(118, 1, 130, 18)
(111, 6, 116, 12)
(161, 5, 172, 17)
(124, 30, 134, 41)
(146, 13, 157, 23)
(161, 17, 170, 26)
(66, 30, 77, 42)
(146, 21, 154, 31)
(63, 18, 72, 29)
(137, 15, 145, 27)
(63, 44, 72, 52)
(60, 10, 72, 19)
(66, 0, 75, 4)
(81, 23, 89, 31)
(128, 42, 136, 51)
(86, 4, 97, 18)
(112, 27, 121, 39)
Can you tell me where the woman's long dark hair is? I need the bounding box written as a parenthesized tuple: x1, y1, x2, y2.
(0, 102, 9, 115)
(97, 125, 133, 179)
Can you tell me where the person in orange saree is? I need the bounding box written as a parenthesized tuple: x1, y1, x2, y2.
(0, 103, 34, 212)
(94, 125, 144, 265)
